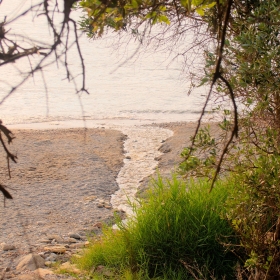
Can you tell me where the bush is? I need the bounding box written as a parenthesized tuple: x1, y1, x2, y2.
(224, 153, 280, 279)
(75, 175, 239, 279)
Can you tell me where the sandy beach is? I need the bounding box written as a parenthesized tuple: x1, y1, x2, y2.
(0, 121, 216, 279)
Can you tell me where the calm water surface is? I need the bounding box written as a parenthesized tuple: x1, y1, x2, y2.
(0, 0, 212, 127)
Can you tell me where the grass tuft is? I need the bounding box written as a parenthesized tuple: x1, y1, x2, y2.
(75, 175, 239, 279)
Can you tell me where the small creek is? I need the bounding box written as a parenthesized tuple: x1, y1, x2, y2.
(109, 125, 173, 216)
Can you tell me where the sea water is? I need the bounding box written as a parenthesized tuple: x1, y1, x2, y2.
(0, 0, 214, 128)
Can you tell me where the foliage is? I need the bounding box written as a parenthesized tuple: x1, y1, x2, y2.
(75, 175, 239, 279)
(223, 146, 280, 279)
(78, 0, 218, 37)
(176, 2, 280, 276)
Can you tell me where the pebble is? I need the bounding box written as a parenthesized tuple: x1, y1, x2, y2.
(17, 275, 36, 280)
(38, 252, 46, 258)
(69, 243, 86, 249)
(16, 254, 45, 271)
(93, 222, 103, 228)
(47, 234, 64, 243)
(84, 195, 97, 201)
(69, 233, 81, 240)
(45, 253, 57, 262)
(35, 268, 54, 277)
(60, 261, 81, 274)
(95, 265, 114, 277)
(1, 244, 16, 251)
(44, 261, 52, 267)
(44, 246, 66, 254)
(67, 237, 77, 243)
(38, 239, 51, 244)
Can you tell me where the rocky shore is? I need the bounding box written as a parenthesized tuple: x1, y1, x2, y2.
(0, 122, 215, 279)
(0, 128, 126, 279)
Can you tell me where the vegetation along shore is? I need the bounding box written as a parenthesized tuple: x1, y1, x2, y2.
(1, 0, 280, 279)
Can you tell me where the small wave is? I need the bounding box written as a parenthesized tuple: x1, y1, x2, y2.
(120, 109, 214, 114)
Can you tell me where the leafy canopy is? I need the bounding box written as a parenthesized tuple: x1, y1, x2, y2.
(78, 0, 217, 36)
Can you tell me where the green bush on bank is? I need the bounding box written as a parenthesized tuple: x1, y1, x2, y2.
(224, 153, 280, 278)
(75, 176, 239, 279)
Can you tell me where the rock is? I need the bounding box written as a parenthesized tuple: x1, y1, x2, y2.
(44, 245, 66, 253)
(17, 275, 37, 280)
(125, 156, 131, 159)
(69, 243, 86, 249)
(69, 232, 82, 239)
(38, 239, 51, 244)
(72, 254, 82, 259)
(45, 261, 52, 267)
(104, 204, 112, 209)
(60, 261, 81, 274)
(38, 252, 46, 258)
(16, 254, 45, 271)
(96, 265, 105, 272)
(84, 195, 97, 201)
(45, 253, 57, 262)
(93, 222, 103, 228)
(103, 270, 114, 277)
(1, 244, 16, 251)
(95, 265, 114, 276)
(47, 234, 64, 243)
(35, 268, 54, 277)
(159, 144, 171, 153)
(69, 233, 81, 240)
(68, 238, 77, 243)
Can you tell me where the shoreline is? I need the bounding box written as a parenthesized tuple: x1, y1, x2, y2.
(0, 121, 218, 276)
(0, 127, 126, 272)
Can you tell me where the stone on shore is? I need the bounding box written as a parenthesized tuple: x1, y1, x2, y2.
(1, 243, 16, 251)
(60, 261, 81, 274)
(46, 234, 64, 243)
(44, 245, 66, 253)
(69, 233, 81, 240)
(16, 275, 36, 280)
(16, 254, 45, 271)
(69, 243, 86, 249)
(35, 268, 54, 277)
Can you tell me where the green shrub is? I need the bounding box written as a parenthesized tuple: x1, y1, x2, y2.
(75, 175, 239, 279)
(224, 153, 280, 279)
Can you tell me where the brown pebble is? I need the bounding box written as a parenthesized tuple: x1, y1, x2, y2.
(93, 222, 103, 228)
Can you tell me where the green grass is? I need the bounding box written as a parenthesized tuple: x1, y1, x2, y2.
(74, 175, 239, 279)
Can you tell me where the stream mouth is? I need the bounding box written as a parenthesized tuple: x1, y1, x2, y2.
(8, 120, 174, 217)
(110, 125, 173, 216)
